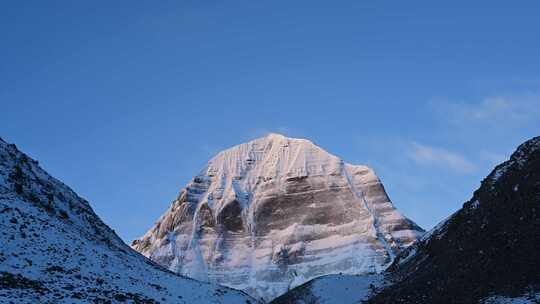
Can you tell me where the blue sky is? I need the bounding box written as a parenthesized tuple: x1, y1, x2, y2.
(1, 1, 539, 241)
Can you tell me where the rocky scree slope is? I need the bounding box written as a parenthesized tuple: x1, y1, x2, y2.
(0, 137, 256, 304)
(132, 134, 423, 301)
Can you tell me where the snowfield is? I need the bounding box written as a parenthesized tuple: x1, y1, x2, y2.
(270, 274, 383, 304)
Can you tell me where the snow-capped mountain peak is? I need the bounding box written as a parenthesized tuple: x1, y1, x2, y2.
(133, 134, 423, 301)
(206, 133, 341, 179)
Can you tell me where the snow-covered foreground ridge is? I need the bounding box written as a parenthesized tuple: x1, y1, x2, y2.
(133, 133, 423, 301)
(0, 137, 256, 303)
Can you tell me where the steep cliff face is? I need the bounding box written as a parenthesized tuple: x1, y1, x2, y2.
(367, 136, 540, 304)
(0, 138, 255, 303)
(132, 134, 423, 301)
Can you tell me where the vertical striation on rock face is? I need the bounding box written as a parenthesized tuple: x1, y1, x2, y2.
(132, 133, 423, 301)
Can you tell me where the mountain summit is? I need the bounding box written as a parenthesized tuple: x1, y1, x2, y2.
(132, 134, 423, 301)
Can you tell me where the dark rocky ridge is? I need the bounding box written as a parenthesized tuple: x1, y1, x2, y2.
(367, 136, 540, 303)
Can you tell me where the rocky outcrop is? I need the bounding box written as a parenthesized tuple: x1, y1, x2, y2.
(132, 133, 423, 301)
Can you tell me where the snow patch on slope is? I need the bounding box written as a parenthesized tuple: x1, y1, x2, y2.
(482, 293, 540, 304)
(271, 274, 383, 304)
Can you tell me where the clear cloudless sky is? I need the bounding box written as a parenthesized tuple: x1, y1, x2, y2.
(1, 1, 539, 242)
